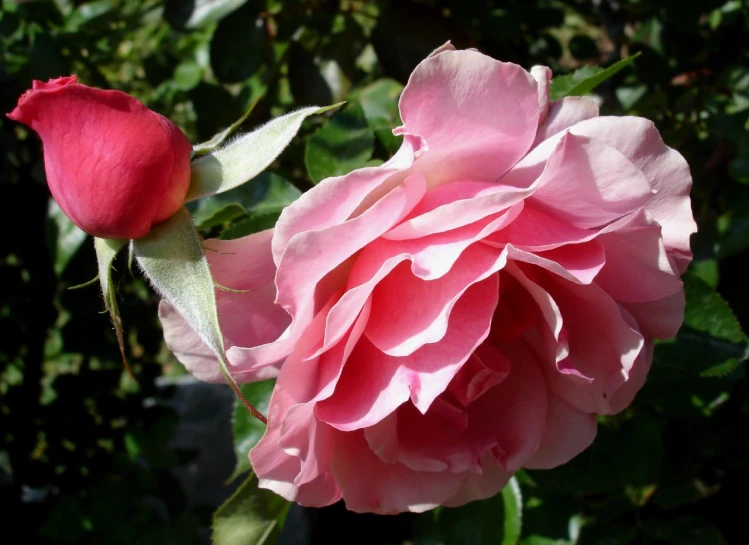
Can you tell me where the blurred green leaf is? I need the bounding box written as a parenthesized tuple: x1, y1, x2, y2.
(438, 477, 522, 545)
(173, 60, 203, 92)
(190, 172, 300, 233)
(212, 473, 289, 545)
(46, 200, 88, 275)
(549, 54, 640, 101)
(210, 9, 266, 84)
(164, 0, 248, 29)
(644, 516, 723, 545)
(305, 102, 375, 183)
(357, 78, 404, 154)
(229, 380, 274, 482)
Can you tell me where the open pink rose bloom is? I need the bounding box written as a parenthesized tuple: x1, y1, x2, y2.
(161, 45, 695, 513)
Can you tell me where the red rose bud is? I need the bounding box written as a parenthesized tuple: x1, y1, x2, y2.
(8, 76, 192, 239)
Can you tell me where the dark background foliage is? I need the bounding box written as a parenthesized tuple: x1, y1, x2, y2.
(1, 0, 748, 543)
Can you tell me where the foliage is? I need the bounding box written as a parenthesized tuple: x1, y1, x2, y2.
(2, 0, 748, 544)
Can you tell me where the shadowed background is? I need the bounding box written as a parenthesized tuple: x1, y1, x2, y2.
(1, 0, 748, 543)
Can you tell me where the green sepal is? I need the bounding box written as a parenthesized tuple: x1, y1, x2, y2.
(187, 103, 344, 202)
(94, 237, 131, 377)
(132, 208, 265, 422)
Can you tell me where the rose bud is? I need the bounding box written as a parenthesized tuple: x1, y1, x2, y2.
(8, 76, 192, 240)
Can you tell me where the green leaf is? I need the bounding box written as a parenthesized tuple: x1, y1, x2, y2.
(357, 78, 404, 154)
(549, 54, 640, 101)
(133, 208, 264, 422)
(94, 237, 128, 372)
(188, 104, 342, 201)
(164, 0, 248, 29)
(683, 271, 748, 344)
(192, 95, 262, 158)
(190, 172, 301, 230)
(438, 477, 522, 545)
(229, 380, 275, 482)
(212, 473, 289, 545)
(210, 7, 266, 84)
(304, 102, 375, 183)
(46, 200, 88, 275)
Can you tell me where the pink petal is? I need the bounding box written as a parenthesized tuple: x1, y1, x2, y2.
(158, 230, 291, 382)
(608, 339, 654, 413)
(532, 96, 599, 147)
(595, 210, 683, 302)
(384, 181, 528, 241)
(271, 137, 417, 265)
(524, 394, 597, 469)
(505, 241, 606, 284)
(317, 207, 520, 357)
(466, 339, 549, 472)
(531, 132, 653, 229)
(316, 275, 500, 430)
(330, 430, 466, 514)
(539, 271, 645, 414)
(396, 49, 540, 186)
(623, 291, 686, 339)
(274, 172, 426, 334)
(531, 65, 552, 124)
(250, 297, 370, 506)
(485, 204, 594, 251)
(442, 452, 513, 507)
(568, 116, 696, 273)
(365, 244, 506, 356)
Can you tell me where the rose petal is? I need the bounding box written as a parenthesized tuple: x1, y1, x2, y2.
(531, 132, 653, 229)
(568, 116, 696, 272)
(532, 96, 599, 147)
(330, 430, 465, 514)
(396, 49, 540, 186)
(524, 394, 597, 469)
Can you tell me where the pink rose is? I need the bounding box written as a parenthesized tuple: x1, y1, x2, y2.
(8, 76, 192, 239)
(160, 46, 695, 513)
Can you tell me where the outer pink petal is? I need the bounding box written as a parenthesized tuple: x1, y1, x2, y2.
(250, 297, 370, 506)
(274, 172, 426, 333)
(467, 339, 549, 472)
(540, 271, 645, 414)
(622, 291, 686, 339)
(531, 132, 653, 229)
(523, 394, 597, 469)
(271, 138, 417, 265)
(158, 230, 290, 382)
(442, 453, 513, 507)
(396, 49, 540, 186)
(608, 339, 654, 414)
(330, 430, 466, 514)
(567, 116, 696, 272)
(531, 65, 552, 124)
(595, 210, 683, 303)
(532, 96, 599, 147)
